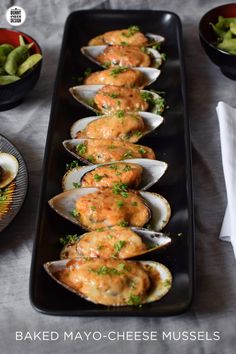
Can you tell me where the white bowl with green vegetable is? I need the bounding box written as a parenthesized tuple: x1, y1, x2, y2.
(199, 3, 236, 80)
(0, 28, 42, 110)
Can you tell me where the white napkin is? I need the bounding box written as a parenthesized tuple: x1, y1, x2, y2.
(216, 101, 236, 258)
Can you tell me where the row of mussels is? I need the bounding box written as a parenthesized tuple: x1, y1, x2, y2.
(44, 26, 174, 307)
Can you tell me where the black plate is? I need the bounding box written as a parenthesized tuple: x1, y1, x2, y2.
(0, 135, 28, 232)
(30, 10, 194, 316)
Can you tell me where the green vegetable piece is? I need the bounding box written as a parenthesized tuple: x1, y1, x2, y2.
(217, 38, 236, 52)
(0, 44, 14, 66)
(17, 53, 42, 76)
(0, 75, 20, 85)
(19, 35, 25, 46)
(4, 45, 30, 75)
(230, 22, 236, 35)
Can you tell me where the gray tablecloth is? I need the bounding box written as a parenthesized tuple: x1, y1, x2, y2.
(1, 0, 236, 353)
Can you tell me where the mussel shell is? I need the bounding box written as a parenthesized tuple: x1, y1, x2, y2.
(70, 111, 163, 141)
(60, 227, 172, 260)
(44, 258, 172, 306)
(62, 158, 167, 191)
(81, 45, 163, 69)
(0, 153, 19, 189)
(69, 85, 164, 115)
(48, 188, 171, 232)
(146, 33, 165, 45)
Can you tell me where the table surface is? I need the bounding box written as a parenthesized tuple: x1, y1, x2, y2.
(1, 0, 236, 353)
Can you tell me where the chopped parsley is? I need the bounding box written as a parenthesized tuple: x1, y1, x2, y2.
(94, 174, 104, 182)
(87, 155, 95, 163)
(76, 143, 87, 156)
(110, 66, 128, 77)
(112, 182, 129, 198)
(140, 46, 147, 53)
(90, 265, 123, 276)
(131, 201, 137, 206)
(117, 200, 124, 208)
(122, 150, 134, 159)
(113, 240, 126, 254)
(109, 164, 118, 170)
(123, 165, 132, 172)
(77, 67, 92, 83)
(70, 208, 79, 218)
(107, 234, 113, 239)
(105, 92, 120, 99)
(151, 42, 161, 51)
(116, 110, 125, 118)
(140, 91, 166, 114)
(96, 227, 105, 232)
(90, 205, 96, 211)
(117, 263, 130, 272)
(161, 52, 167, 61)
(59, 234, 79, 246)
(119, 220, 129, 227)
(66, 160, 79, 171)
(138, 147, 146, 155)
(122, 25, 140, 38)
(127, 295, 142, 306)
(96, 244, 104, 250)
(73, 182, 81, 188)
(120, 41, 128, 46)
(108, 144, 116, 150)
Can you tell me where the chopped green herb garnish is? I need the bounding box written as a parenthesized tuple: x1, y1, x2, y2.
(131, 201, 137, 206)
(77, 67, 92, 83)
(96, 227, 105, 232)
(110, 66, 128, 77)
(122, 25, 140, 38)
(59, 234, 79, 246)
(90, 265, 123, 275)
(96, 244, 104, 250)
(141, 91, 166, 114)
(107, 234, 113, 239)
(109, 164, 118, 170)
(90, 205, 96, 211)
(108, 144, 116, 150)
(113, 240, 126, 254)
(94, 174, 104, 182)
(138, 147, 146, 155)
(123, 165, 132, 172)
(117, 200, 124, 208)
(70, 208, 79, 218)
(76, 143, 87, 155)
(120, 41, 128, 46)
(112, 182, 128, 198)
(116, 110, 125, 118)
(161, 52, 167, 61)
(127, 295, 142, 306)
(140, 46, 147, 53)
(122, 150, 133, 159)
(119, 220, 129, 227)
(105, 92, 120, 98)
(73, 182, 81, 188)
(151, 42, 161, 51)
(117, 263, 130, 272)
(66, 160, 79, 171)
(87, 155, 95, 163)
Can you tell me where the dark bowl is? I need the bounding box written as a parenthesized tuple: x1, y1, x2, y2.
(199, 3, 236, 80)
(0, 28, 42, 111)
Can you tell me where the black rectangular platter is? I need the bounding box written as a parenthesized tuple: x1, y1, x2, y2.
(30, 10, 194, 316)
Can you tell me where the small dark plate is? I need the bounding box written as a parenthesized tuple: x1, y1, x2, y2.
(0, 135, 28, 232)
(30, 10, 194, 316)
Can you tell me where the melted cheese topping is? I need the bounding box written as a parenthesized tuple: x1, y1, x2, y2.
(75, 188, 150, 230)
(103, 29, 148, 47)
(56, 258, 150, 306)
(96, 45, 151, 67)
(75, 139, 155, 164)
(84, 68, 144, 88)
(95, 85, 149, 114)
(81, 162, 143, 188)
(61, 226, 147, 259)
(76, 113, 145, 142)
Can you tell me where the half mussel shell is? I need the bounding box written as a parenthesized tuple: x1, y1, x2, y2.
(62, 159, 167, 191)
(48, 187, 171, 232)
